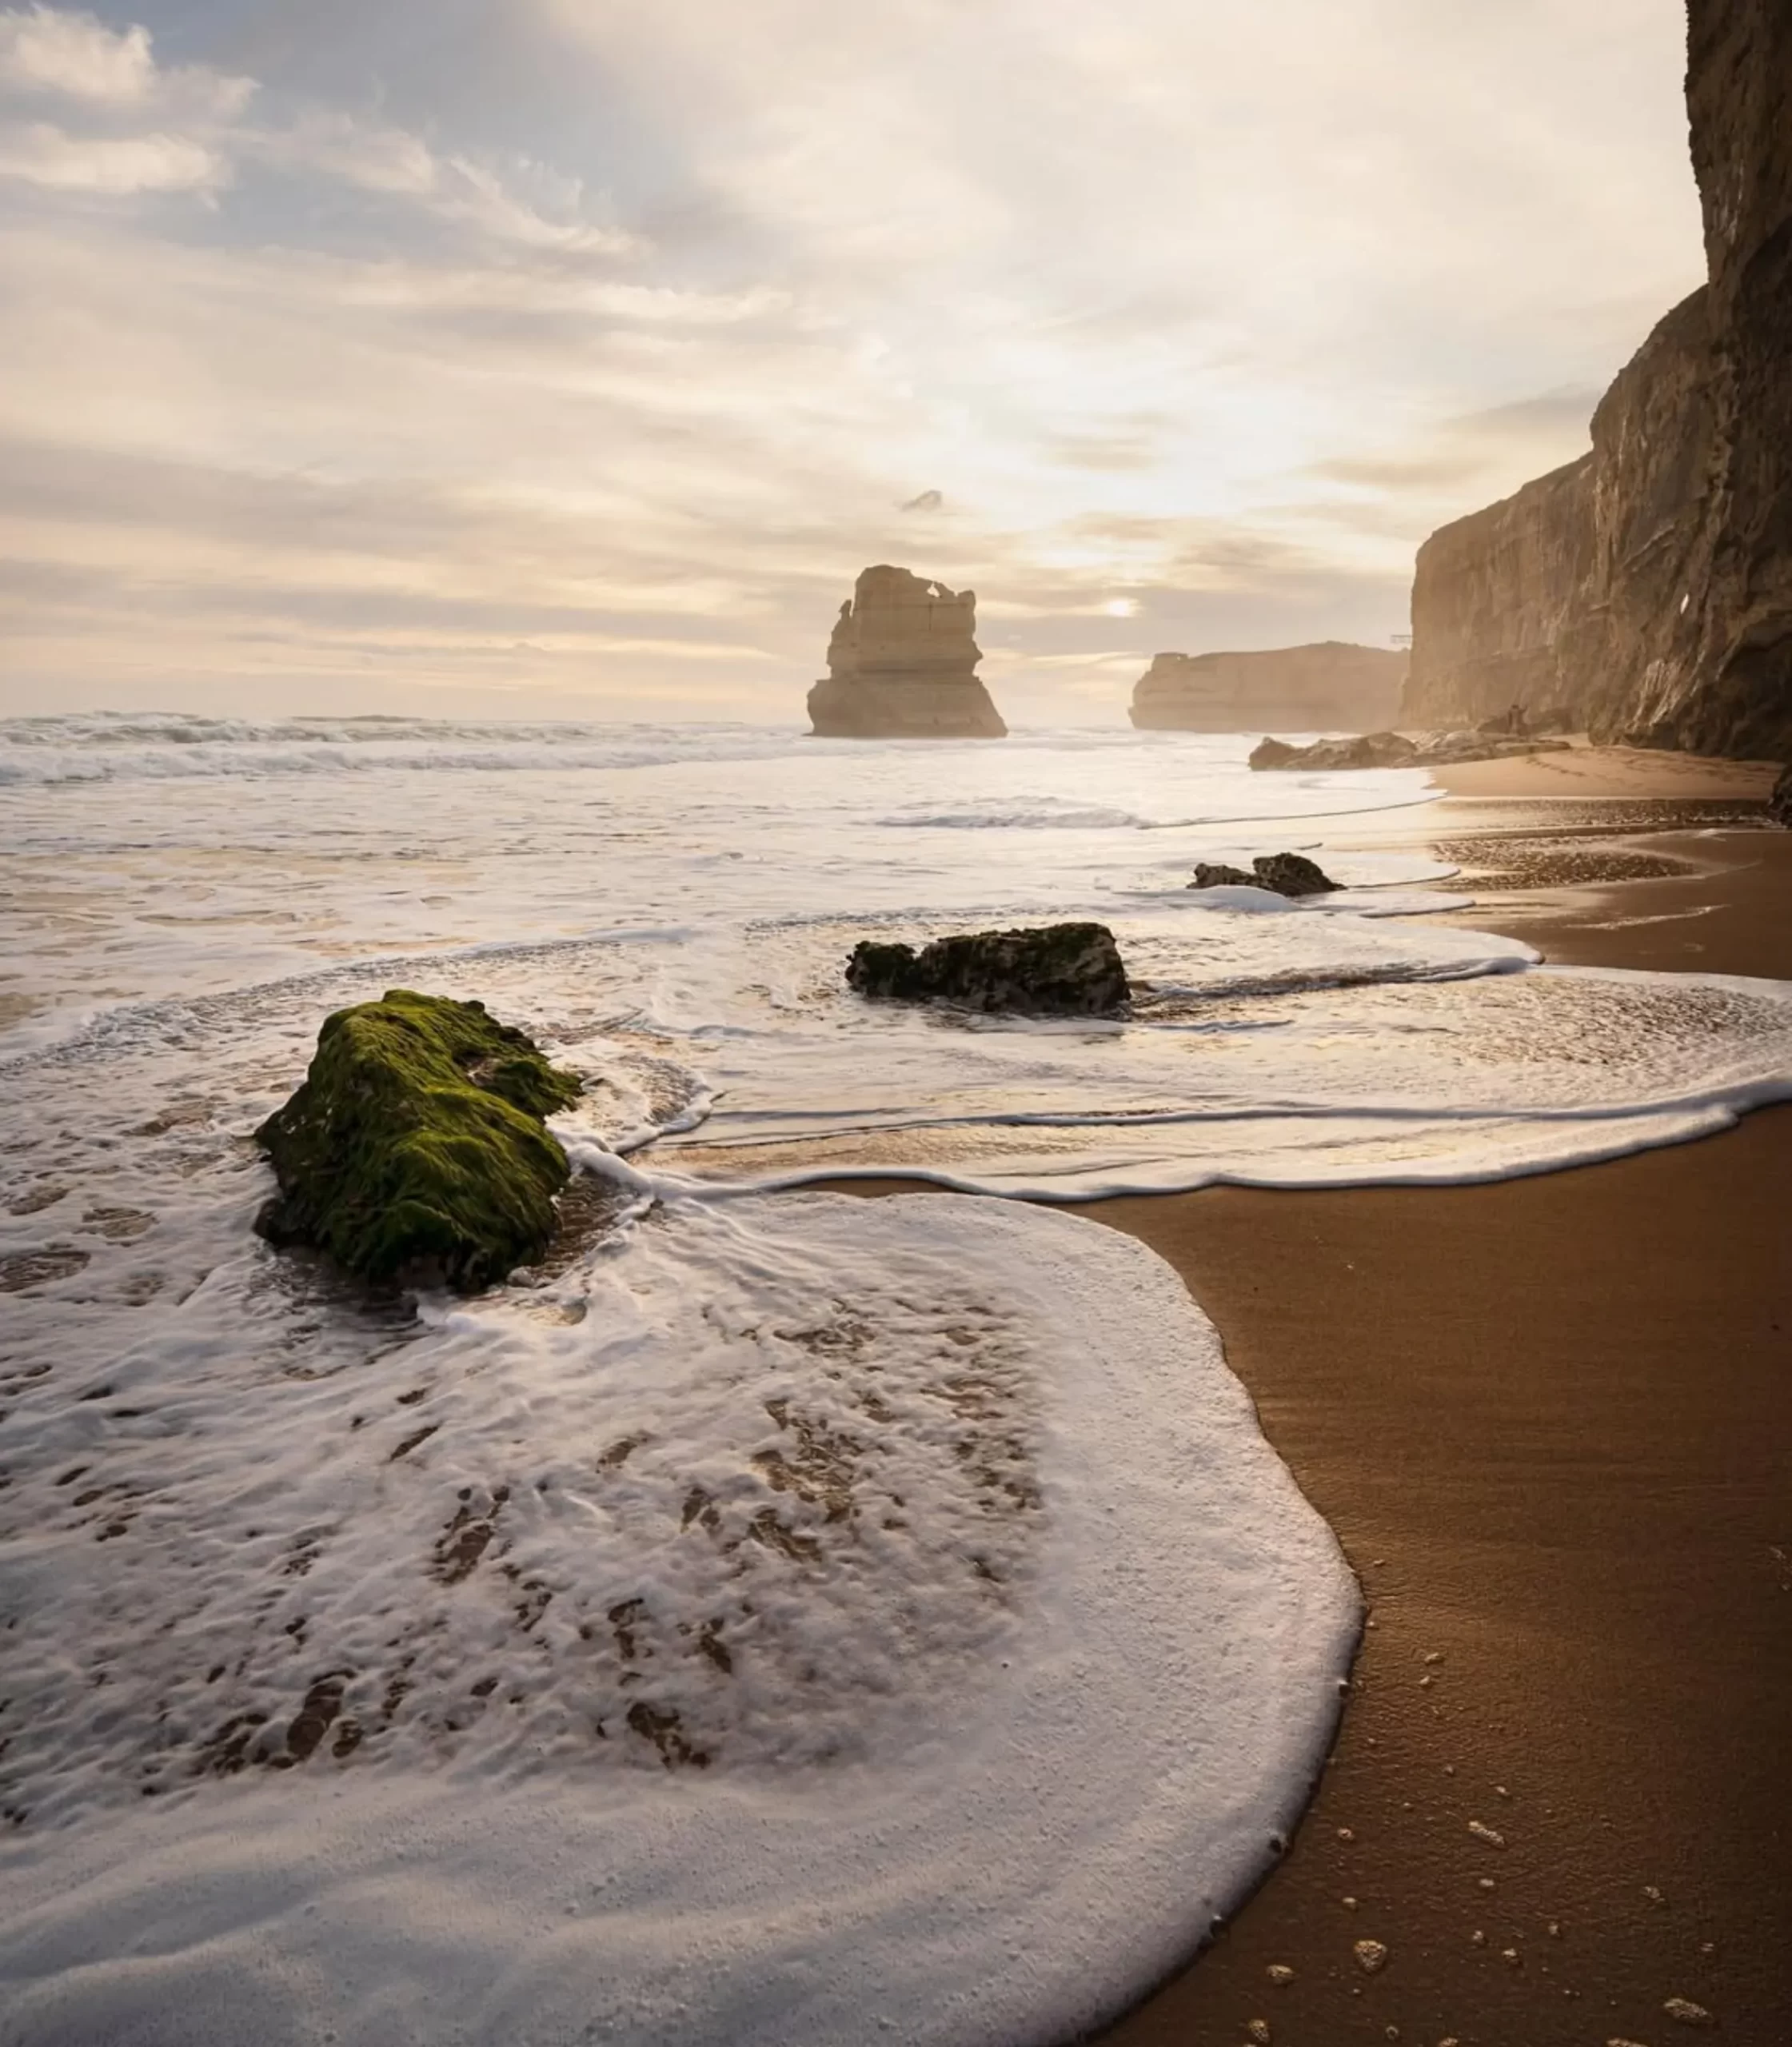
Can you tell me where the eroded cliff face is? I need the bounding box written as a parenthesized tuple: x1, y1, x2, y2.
(1129, 641, 1406, 733)
(1654, 0, 1792, 755)
(1404, 0, 1790, 760)
(1407, 292, 1714, 736)
(806, 565, 1008, 738)
(1404, 454, 1597, 731)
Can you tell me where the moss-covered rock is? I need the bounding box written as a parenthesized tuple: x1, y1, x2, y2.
(845, 924, 1130, 1016)
(253, 989, 583, 1291)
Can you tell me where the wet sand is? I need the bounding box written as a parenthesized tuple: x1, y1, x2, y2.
(835, 772, 1792, 2046)
(1427, 740, 1780, 803)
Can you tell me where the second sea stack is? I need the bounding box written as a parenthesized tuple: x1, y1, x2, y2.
(807, 565, 1008, 738)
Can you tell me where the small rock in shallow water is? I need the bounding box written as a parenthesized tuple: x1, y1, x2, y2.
(1353, 1938, 1389, 1974)
(1266, 1964, 1295, 1986)
(1188, 852, 1339, 897)
(1251, 852, 1339, 896)
(1467, 1818, 1506, 1848)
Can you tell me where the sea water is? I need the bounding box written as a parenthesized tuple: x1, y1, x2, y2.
(0, 715, 1786, 2045)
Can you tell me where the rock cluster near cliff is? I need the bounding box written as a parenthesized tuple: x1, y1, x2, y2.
(807, 565, 1008, 738)
(1249, 729, 1573, 772)
(1130, 642, 1406, 733)
(1403, 0, 1790, 761)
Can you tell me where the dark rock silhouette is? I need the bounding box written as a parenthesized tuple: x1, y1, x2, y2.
(1403, 0, 1790, 760)
(845, 924, 1127, 1015)
(1190, 854, 1340, 897)
(807, 565, 1008, 737)
(1130, 642, 1406, 732)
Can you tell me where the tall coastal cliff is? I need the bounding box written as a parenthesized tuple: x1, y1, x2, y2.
(1404, 0, 1790, 759)
(1129, 642, 1405, 733)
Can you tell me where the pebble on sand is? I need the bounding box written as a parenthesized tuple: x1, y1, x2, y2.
(1353, 1939, 1390, 1974)
(1663, 1997, 1714, 2026)
(1467, 1818, 1507, 1848)
(1266, 1965, 1295, 1987)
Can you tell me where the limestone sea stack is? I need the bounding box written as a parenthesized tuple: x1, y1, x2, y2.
(806, 565, 1008, 738)
(1129, 643, 1407, 733)
(1402, 0, 1790, 760)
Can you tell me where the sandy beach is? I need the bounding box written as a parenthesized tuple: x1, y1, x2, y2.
(840, 752, 1792, 2047)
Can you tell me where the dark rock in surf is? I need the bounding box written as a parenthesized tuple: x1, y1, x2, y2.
(1254, 852, 1340, 896)
(253, 989, 583, 1292)
(1190, 854, 1340, 897)
(1770, 764, 1792, 827)
(846, 923, 1129, 1016)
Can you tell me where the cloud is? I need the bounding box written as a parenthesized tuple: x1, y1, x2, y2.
(0, 118, 222, 191)
(0, 4, 251, 116)
(1303, 381, 1607, 533)
(0, 0, 1709, 718)
(261, 111, 642, 257)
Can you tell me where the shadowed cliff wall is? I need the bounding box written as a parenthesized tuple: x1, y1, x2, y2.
(1404, 0, 1790, 759)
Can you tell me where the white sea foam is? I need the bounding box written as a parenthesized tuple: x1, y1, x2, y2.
(0, 1189, 1356, 2047)
(2, 716, 1787, 2042)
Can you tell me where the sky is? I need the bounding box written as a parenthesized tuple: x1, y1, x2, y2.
(0, 0, 1707, 724)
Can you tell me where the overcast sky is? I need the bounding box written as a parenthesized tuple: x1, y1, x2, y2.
(0, 0, 1706, 723)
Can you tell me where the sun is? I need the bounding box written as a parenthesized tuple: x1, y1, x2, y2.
(1102, 597, 1137, 617)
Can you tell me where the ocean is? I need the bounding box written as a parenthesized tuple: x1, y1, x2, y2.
(1, 713, 1787, 2045)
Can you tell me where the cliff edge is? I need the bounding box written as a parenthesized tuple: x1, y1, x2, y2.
(807, 565, 1008, 738)
(1404, 0, 1790, 760)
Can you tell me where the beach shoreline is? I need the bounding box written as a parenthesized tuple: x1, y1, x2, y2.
(828, 752, 1792, 2046)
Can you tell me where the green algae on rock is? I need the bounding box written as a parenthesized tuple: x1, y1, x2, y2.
(253, 989, 583, 1291)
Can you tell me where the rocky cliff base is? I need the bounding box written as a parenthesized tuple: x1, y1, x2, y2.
(1251, 730, 1574, 772)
